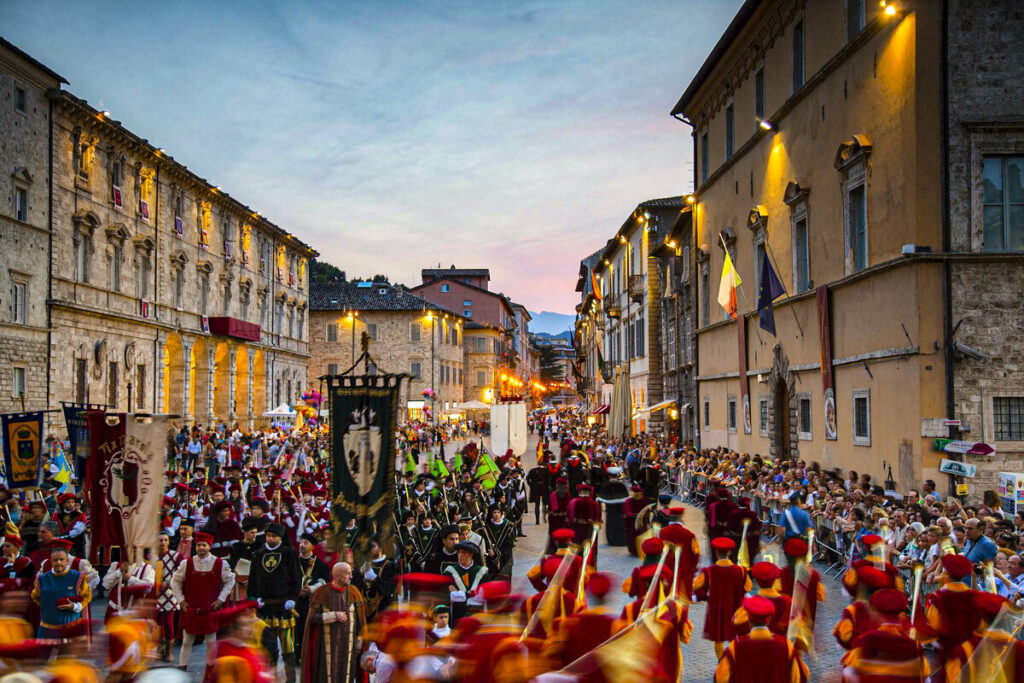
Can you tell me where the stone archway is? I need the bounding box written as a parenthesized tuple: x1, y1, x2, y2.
(765, 344, 798, 460)
(252, 350, 266, 419)
(163, 333, 185, 415)
(234, 346, 249, 425)
(213, 342, 231, 422)
(190, 338, 210, 424)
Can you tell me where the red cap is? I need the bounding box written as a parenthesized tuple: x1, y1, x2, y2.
(659, 525, 691, 545)
(552, 528, 575, 544)
(2, 535, 22, 549)
(194, 532, 214, 546)
(629, 486, 644, 493)
(868, 588, 908, 617)
(576, 484, 592, 494)
(57, 493, 78, 505)
(941, 554, 973, 580)
(667, 507, 686, 516)
(737, 497, 751, 508)
(711, 537, 736, 553)
(858, 566, 894, 590)
(641, 537, 664, 556)
(119, 583, 154, 599)
(750, 561, 781, 587)
(586, 572, 613, 599)
(783, 538, 808, 557)
(861, 534, 883, 548)
(213, 500, 234, 513)
(556, 477, 568, 485)
(212, 599, 259, 629)
(49, 539, 73, 551)
(742, 596, 775, 621)
(401, 572, 453, 594)
(476, 580, 511, 603)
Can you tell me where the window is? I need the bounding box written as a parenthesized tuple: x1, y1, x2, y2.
(464, 310, 472, 318)
(476, 371, 486, 386)
(458, 368, 463, 385)
(287, 307, 294, 338)
(174, 197, 184, 238)
(111, 161, 123, 211)
(14, 187, 27, 222)
(410, 322, 421, 342)
(700, 130, 709, 183)
(172, 268, 183, 308)
(475, 337, 487, 353)
(846, 183, 868, 272)
(11, 367, 25, 398)
(108, 361, 119, 409)
(367, 323, 378, 341)
(75, 359, 87, 403)
(11, 281, 26, 324)
(326, 323, 338, 342)
(847, 0, 865, 42)
(327, 363, 338, 375)
(14, 87, 26, 112)
(441, 284, 450, 292)
(759, 396, 769, 436)
(199, 276, 209, 315)
(853, 389, 871, 446)
(994, 397, 1024, 441)
(137, 254, 151, 299)
(793, 214, 810, 293)
(798, 395, 813, 440)
(109, 244, 122, 292)
(703, 397, 710, 430)
(463, 300, 472, 306)
(754, 66, 765, 128)
(982, 157, 1024, 252)
(727, 397, 737, 432)
(410, 362, 421, 380)
(724, 103, 734, 160)
(76, 232, 91, 283)
(792, 19, 805, 92)
(701, 268, 710, 326)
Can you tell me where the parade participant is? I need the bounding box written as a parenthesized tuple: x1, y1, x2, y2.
(31, 546, 91, 638)
(154, 531, 182, 662)
(201, 500, 243, 559)
(0, 535, 35, 590)
(295, 532, 330, 655)
(779, 537, 826, 627)
(924, 553, 983, 665)
(208, 601, 275, 683)
(545, 478, 571, 554)
(18, 500, 48, 554)
(732, 562, 791, 637)
(100, 553, 155, 624)
(833, 566, 904, 650)
(623, 485, 649, 557)
(247, 523, 301, 682)
(840, 589, 929, 683)
(170, 531, 235, 670)
(694, 537, 750, 658)
(707, 488, 737, 541)
(417, 515, 441, 565)
(841, 533, 902, 601)
(542, 572, 616, 673)
(943, 591, 1024, 682)
(424, 523, 461, 575)
(301, 562, 367, 683)
(484, 504, 516, 579)
(726, 500, 762, 564)
(651, 493, 674, 529)
(444, 541, 488, 623)
(105, 587, 158, 682)
(173, 518, 195, 558)
(427, 604, 451, 643)
(243, 498, 272, 544)
(227, 518, 260, 600)
(360, 535, 398, 620)
(52, 493, 87, 559)
(660, 510, 701, 599)
(459, 518, 487, 559)
(526, 460, 549, 525)
(621, 537, 674, 599)
(398, 509, 422, 572)
(713, 596, 808, 683)
(568, 484, 601, 567)
(520, 556, 579, 639)
(528, 528, 585, 592)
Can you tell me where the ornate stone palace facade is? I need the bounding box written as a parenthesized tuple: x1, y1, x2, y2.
(2, 38, 316, 426)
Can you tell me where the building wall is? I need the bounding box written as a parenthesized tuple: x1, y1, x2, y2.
(309, 308, 463, 421)
(464, 327, 501, 405)
(0, 46, 59, 414)
(413, 279, 511, 330)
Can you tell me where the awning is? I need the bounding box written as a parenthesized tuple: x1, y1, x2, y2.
(208, 316, 261, 342)
(592, 404, 610, 415)
(647, 399, 677, 413)
(406, 400, 425, 409)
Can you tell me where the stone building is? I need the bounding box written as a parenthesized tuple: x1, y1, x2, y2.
(308, 279, 464, 423)
(670, 0, 1024, 495)
(590, 197, 681, 435)
(573, 251, 604, 413)
(0, 39, 65, 415)
(47, 89, 315, 426)
(463, 323, 507, 405)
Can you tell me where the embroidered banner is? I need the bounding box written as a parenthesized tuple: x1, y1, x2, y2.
(62, 402, 104, 487)
(328, 373, 404, 568)
(86, 412, 170, 565)
(2, 412, 43, 489)
(817, 285, 838, 440)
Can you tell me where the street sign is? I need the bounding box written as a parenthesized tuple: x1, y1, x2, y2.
(940, 458, 976, 478)
(956, 483, 969, 496)
(944, 419, 961, 426)
(933, 439, 996, 456)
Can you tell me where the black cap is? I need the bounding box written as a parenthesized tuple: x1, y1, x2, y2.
(266, 523, 286, 538)
(179, 518, 196, 528)
(454, 541, 480, 556)
(241, 519, 260, 531)
(440, 523, 460, 537)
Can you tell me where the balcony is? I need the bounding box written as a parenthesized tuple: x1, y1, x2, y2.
(603, 300, 621, 319)
(628, 274, 644, 303)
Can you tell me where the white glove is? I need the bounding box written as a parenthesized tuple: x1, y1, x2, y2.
(284, 600, 296, 611)
(257, 598, 265, 608)
(365, 568, 377, 581)
(450, 590, 467, 603)
(72, 602, 83, 614)
(467, 594, 484, 607)
(322, 611, 337, 624)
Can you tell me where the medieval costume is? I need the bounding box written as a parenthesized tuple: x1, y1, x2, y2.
(247, 524, 301, 681)
(713, 596, 808, 683)
(301, 576, 367, 683)
(568, 485, 602, 567)
(545, 479, 572, 554)
(694, 538, 749, 652)
(623, 486, 650, 557)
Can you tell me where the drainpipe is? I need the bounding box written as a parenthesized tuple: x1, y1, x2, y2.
(939, 0, 956, 497)
(46, 96, 54, 426)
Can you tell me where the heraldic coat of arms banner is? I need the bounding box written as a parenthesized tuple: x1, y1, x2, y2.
(327, 372, 404, 568)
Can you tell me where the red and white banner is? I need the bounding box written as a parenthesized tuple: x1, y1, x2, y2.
(86, 413, 170, 566)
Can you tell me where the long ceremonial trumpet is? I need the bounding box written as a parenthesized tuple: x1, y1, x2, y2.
(908, 561, 925, 639)
(737, 519, 751, 569)
(640, 544, 672, 616)
(576, 522, 601, 605)
(805, 529, 815, 565)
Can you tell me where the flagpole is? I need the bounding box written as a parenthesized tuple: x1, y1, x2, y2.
(719, 234, 763, 345)
(764, 241, 805, 338)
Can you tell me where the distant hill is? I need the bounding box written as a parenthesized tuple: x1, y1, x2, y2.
(528, 311, 574, 336)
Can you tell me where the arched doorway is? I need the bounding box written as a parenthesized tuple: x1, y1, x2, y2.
(233, 346, 248, 424)
(163, 333, 184, 415)
(765, 344, 798, 460)
(773, 378, 791, 460)
(213, 342, 230, 422)
(190, 338, 210, 424)
(252, 350, 266, 420)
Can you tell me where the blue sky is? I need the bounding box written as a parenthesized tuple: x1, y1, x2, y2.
(3, 0, 738, 313)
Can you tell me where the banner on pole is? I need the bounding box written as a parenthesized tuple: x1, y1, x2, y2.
(328, 373, 403, 568)
(62, 402, 103, 486)
(2, 412, 43, 489)
(86, 412, 170, 565)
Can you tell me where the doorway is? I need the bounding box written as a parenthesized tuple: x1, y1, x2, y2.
(773, 378, 791, 460)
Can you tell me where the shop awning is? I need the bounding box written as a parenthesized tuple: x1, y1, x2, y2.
(647, 399, 677, 413)
(592, 404, 610, 415)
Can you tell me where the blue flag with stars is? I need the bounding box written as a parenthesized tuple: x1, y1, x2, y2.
(757, 250, 786, 336)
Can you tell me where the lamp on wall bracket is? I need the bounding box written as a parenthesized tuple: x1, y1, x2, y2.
(757, 117, 774, 131)
(880, 0, 898, 17)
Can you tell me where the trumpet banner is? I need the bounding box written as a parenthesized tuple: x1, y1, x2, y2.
(328, 373, 403, 568)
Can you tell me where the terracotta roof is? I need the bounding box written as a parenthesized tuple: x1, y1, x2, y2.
(422, 266, 490, 280)
(310, 281, 459, 315)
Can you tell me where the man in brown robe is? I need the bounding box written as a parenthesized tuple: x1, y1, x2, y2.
(301, 561, 367, 683)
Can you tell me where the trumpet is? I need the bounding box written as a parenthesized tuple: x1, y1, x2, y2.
(909, 562, 925, 639)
